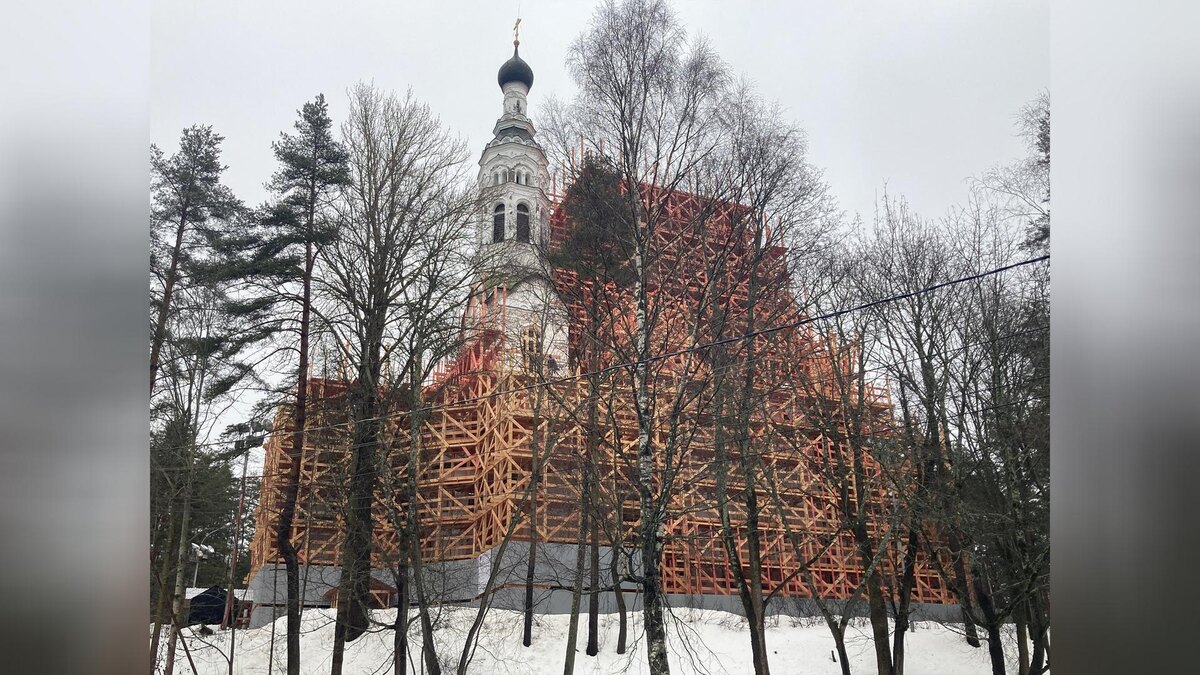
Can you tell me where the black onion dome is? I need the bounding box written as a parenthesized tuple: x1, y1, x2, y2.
(497, 46, 534, 90)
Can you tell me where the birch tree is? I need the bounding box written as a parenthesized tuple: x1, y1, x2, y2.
(564, 3, 728, 670)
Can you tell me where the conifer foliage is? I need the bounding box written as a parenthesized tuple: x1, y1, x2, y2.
(150, 126, 243, 392)
(223, 94, 350, 675)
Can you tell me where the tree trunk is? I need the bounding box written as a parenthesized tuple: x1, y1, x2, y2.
(864, 562, 894, 675)
(279, 240, 314, 675)
(737, 366, 770, 675)
(746, 610, 770, 675)
(522, 465, 539, 647)
(405, 377, 442, 675)
(1016, 615, 1030, 675)
(608, 416, 628, 655)
(640, 544, 671, 675)
(892, 527, 920, 675)
(331, 373, 382, 675)
(949, 534, 981, 648)
(610, 518, 628, 655)
(962, 605, 982, 648)
(1031, 630, 1047, 674)
(586, 515, 600, 656)
(163, 475, 193, 675)
(409, 537, 441, 675)
(150, 209, 188, 391)
(850, 473, 893, 675)
(635, 386, 670, 672)
(638, 490, 670, 675)
(345, 397, 379, 642)
(731, 244, 771, 675)
(150, 516, 178, 674)
(983, 621, 1005, 675)
(633, 202, 670, 675)
(585, 361, 601, 658)
(743, 501, 770, 675)
(713, 365, 770, 675)
(524, 383, 545, 648)
(394, 558, 408, 675)
(1029, 598, 1048, 674)
(832, 624, 852, 675)
(973, 570, 1007, 675)
(563, 477, 590, 675)
(330, 585, 348, 675)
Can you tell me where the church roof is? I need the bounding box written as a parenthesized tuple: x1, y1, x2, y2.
(495, 125, 532, 142)
(497, 46, 534, 90)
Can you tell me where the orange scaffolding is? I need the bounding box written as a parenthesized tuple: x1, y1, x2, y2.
(248, 186, 956, 608)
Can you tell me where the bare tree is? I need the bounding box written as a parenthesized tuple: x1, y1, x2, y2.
(958, 94, 1050, 673)
(563, 2, 729, 671)
(698, 83, 839, 675)
(155, 281, 253, 675)
(543, 155, 636, 662)
(444, 280, 580, 675)
(855, 186, 1048, 675)
(317, 82, 474, 675)
(854, 197, 970, 675)
(388, 185, 479, 675)
(778, 239, 909, 675)
(938, 189, 1050, 675)
(975, 92, 1049, 252)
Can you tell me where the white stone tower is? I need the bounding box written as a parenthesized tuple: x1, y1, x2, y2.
(475, 32, 567, 375)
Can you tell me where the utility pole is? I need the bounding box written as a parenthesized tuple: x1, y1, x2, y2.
(222, 426, 261, 675)
(190, 543, 214, 587)
(163, 444, 197, 675)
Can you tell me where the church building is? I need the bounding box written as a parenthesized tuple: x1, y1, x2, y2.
(244, 34, 958, 629)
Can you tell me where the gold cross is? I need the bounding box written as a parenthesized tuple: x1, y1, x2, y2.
(513, 17, 521, 47)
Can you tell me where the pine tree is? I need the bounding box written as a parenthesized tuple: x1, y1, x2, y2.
(221, 94, 349, 675)
(150, 126, 243, 392)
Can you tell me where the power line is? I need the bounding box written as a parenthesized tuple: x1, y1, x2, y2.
(151, 321, 1050, 473)
(153, 254, 1049, 456)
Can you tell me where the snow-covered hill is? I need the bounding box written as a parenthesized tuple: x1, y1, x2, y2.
(166, 607, 1017, 674)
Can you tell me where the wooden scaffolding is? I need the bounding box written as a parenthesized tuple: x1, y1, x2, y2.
(248, 187, 956, 608)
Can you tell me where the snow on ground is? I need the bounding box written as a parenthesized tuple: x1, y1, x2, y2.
(168, 607, 1016, 674)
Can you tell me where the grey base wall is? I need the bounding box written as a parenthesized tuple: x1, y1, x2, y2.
(482, 587, 963, 624)
(245, 541, 960, 628)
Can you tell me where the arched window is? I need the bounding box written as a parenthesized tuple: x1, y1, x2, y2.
(520, 325, 542, 373)
(515, 203, 530, 243)
(492, 203, 505, 243)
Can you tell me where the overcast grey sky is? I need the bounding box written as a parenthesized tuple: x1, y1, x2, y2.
(153, 0, 1047, 227)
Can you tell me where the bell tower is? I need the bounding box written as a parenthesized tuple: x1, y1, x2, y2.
(475, 27, 566, 374)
